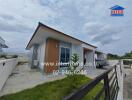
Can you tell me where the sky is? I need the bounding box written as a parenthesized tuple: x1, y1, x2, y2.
(0, 0, 132, 55)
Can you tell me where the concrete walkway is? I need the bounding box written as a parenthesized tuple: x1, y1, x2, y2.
(0, 64, 106, 97)
(0, 64, 65, 96)
(85, 67, 106, 78)
(123, 68, 132, 100)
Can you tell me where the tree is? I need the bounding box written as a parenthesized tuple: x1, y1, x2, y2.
(107, 53, 120, 59)
(122, 51, 132, 59)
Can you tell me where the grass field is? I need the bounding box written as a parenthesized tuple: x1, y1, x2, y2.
(0, 75, 103, 100)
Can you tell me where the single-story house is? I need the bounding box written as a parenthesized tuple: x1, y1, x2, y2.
(26, 22, 106, 73)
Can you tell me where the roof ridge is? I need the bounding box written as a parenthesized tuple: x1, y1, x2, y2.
(26, 22, 97, 49)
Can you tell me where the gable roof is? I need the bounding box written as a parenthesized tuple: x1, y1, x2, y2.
(26, 22, 97, 49)
(110, 5, 124, 10)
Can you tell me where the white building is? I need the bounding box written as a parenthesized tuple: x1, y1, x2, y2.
(26, 22, 106, 73)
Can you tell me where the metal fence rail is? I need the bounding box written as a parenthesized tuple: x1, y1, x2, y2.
(63, 65, 119, 100)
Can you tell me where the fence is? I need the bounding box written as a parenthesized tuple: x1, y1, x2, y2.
(0, 58, 18, 91)
(63, 63, 123, 100)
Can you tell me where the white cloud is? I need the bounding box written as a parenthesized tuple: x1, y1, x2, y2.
(83, 22, 121, 45)
(0, 0, 58, 53)
(0, 0, 131, 55)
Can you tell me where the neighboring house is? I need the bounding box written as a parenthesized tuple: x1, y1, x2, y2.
(26, 22, 106, 73)
(0, 36, 8, 52)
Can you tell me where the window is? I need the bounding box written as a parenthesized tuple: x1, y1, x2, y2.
(60, 47, 70, 67)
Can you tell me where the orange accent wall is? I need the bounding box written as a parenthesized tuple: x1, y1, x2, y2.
(44, 38, 59, 73)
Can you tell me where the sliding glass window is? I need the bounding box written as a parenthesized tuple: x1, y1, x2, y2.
(60, 47, 70, 67)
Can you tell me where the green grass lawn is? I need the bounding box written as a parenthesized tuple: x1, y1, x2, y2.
(0, 75, 103, 100)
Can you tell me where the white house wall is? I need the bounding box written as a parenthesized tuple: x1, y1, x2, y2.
(82, 44, 96, 51)
(29, 38, 46, 71)
(30, 38, 96, 71)
(37, 39, 46, 71)
(82, 43, 96, 68)
(85, 51, 95, 68)
(29, 46, 34, 68)
(71, 44, 83, 66)
(59, 41, 71, 48)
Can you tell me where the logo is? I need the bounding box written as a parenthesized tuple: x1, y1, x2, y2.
(110, 5, 125, 16)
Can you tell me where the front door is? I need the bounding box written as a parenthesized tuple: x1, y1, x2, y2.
(44, 38, 59, 73)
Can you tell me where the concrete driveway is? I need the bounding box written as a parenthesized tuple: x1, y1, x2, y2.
(124, 68, 132, 100)
(0, 63, 107, 97)
(0, 63, 65, 96)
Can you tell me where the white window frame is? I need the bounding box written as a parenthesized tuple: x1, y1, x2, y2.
(59, 46, 71, 67)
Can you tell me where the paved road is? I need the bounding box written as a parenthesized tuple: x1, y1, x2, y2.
(124, 68, 132, 100)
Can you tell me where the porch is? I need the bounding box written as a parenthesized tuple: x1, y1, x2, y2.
(83, 48, 95, 68)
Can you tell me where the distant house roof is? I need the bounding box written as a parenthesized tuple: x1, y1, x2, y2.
(26, 22, 97, 49)
(110, 5, 124, 10)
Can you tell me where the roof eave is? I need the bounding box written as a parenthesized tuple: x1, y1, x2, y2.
(38, 22, 97, 48)
(26, 23, 41, 50)
(26, 22, 97, 50)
